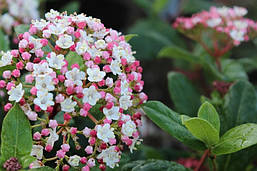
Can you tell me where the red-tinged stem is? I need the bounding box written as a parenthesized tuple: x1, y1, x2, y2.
(194, 149, 209, 171)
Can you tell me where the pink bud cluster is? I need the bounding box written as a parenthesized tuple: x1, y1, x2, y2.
(173, 6, 257, 57)
(1, 10, 147, 170)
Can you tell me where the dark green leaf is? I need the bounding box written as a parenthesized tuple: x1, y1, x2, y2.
(30, 166, 55, 170)
(152, 0, 169, 13)
(0, 65, 16, 76)
(0, 29, 10, 51)
(14, 24, 30, 35)
(21, 155, 36, 168)
(167, 72, 201, 116)
(181, 0, 217, 14)
(221, 59, 248, 81)
(60, 1, 79, 14)
(213, 123, 257, 155)
(1, 104, 32, 163)
(198, 102, 220, 133)
(122, 159, 190, 171)
(143, 101, 205, 150)
(66, 51, 85, 70)
(184, 118, 219, 146)
(125, 34, 138, 42)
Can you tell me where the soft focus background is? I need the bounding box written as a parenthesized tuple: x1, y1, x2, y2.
(1, 0, 257, 170)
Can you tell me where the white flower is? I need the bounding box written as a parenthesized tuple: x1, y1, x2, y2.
(75, 41, 90, 55)
(96, 124, 115, 143)
(103, 106, 120, 120)
(230, 30, 245, 42)
(112, 45, 135, 63)
(97, 146, 120, 168)
(35, 75, 55, 91)
(65, 68, 86, 86)
(48, 23, 67, 35)
(68, 155, 81, 167)
(119, 95, 132, 110)
(31, 145, 43, 160)
(233, 20, 248, 30)
(207, 18, 222, 27)
(61, 97, 77, 113)
(29, 36, 43, 53)
(0, 14, 15, 33)
(217, 6, 230, 17)
(45, 9, 60, 21)
(47, 52, 65, 69)
(0, 51, 13, 67)
(82, 86, 101, 106)
(110, 60, 122, 75)
(120, 80, 130, 95)
(46, 128, 59, 146)
(87, 68, 106, 82)
(56, 34, 74, 49)
(122, 120, 137, 137)
(87, 46, 102, 58)
(79, 30, 94, 43)
(32, 19, 49, 30)
(233, 6, 247, 17)
(129, 137, 142, 153)
(7, 83, 24, 102)
(32, 62, 53, 77)
(95, 40, 107, 49)
(34, 91, 54, 110)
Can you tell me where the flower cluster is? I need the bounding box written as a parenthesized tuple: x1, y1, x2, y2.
(0, 10, 147, 170)
(173, 6, 257, 57)
(0, 0, 39, 35)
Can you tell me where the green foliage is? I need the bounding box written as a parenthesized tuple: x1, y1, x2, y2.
(0, 104, 32, 167)
(181, 0, 218, 13)
(125, 34, 138, 42)
(121, 159, 190, 171)
(0, 29, 10, 51)
(183, 118, 219, 147)
(167, 72, 201, 116)
(66, 51, 85, 70)
(60, 1, 80, 14)
(0, 65, 16, 76)
(29, 166, 55, 171)
(21, 155, 36, 169)
(213, 123, 257, 155)
(197, 102, 220, 132)
(14, 24, 30, 35)
(142, 101, 205, 150)
(221, 59, 248, 81)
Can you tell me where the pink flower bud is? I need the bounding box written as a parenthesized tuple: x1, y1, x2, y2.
(3, 70, 12, 79)
(45, 144, 53, 152)
(33, 132, 41, 140)
(56, 150, 66, 159)
(22, 52, 31, 61)
(85, 146, 93, 154)
(4, 103, 12, 112)
(109, 138, 116, 145)
(35, 49, 44, 57)
(41, 128, 50, 136)
(82, 166, 90, 171)
(80, 109, 88, 117)
(25, 74, 34, 83)
(40, 39, 48, 46)
(12, 69, 20, 78)
(6, 82, 15, 91)
(70, 127, 77, 135)
(11, 50, 19, 57)
(30, 87, 37, 95)
(61, 144, 70, 152)
(0, 80, 6, 88)
(87, 158, 95, 168)
(49, 120, 58, 129)
(80, 157, 87, 164)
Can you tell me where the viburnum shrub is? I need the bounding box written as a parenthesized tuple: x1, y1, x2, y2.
(173, 6, 257, 69)
(0, 9, 147, 170)
(0, 0, 39, 35)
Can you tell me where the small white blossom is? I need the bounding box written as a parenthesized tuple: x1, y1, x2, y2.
(103, 106, 120, 120)
(230, 30, 245, 42)
(34, 91, 54, 110)
(45, 9, 60, 21)
(110, 60, 122, 75)
(95, 40, 107, 49)
(32, 62, 53, 77)
(233, 6, 247, 17)
(48, 23, 67, 35)
(47, 52, 65, 69)
(97, 146, 120, 168)
(0, 51, 13, 67)
(96, 124, 115, 143)
(61, 97, 77, 113)
(46, 128, 59, 147)
(122, 120, 137, 137)
(35, 75, 55, 91)
(31, 145, 43, 160)
(32, 19, 49, 30)
(7, 83, 24, 102)
(207, 18, 222, 27)
(65, 68, 86, 86)
(82, 85, 101, 106)
(68, 155, 81, 167)
(75, 41, 90, 55)
(87, 68, 106, 82)
(119, 95, 132, 110)
(56, 34, 74, 49)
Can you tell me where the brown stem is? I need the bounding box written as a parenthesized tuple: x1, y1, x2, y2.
(194, 149, 209, 171)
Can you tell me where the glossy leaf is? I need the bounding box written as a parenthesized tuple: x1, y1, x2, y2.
(198, 102, 220, 133)
(66, 51, 85, 70)
(167, 72, 201, 116)
(1, 104, 32, 162)
(121, 159, 190, 171)
(184, 118, 219, 146)
(143, 101, 205, 150)
(213, 123, 257, 155)
(125, 34, 138, 42)
(221, 59, 248, 81)
(14, 24, 30, 35)
(21, 155, 36, 168)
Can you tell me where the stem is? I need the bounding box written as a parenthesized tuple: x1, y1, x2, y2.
(194, 149, 209, 171)
(211, 157, 217, 171)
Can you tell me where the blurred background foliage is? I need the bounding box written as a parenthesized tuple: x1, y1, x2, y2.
(1, 0, 257, 170)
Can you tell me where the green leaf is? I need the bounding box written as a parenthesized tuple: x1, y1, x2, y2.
(1, 104, 32, 162)
(124, 34, 138, 42)
(221, 59, 248, 81)
(14, 24, 30, 35)
(181, 0, 217, 13)
(184, 118, 219, 146)
(167, 72, 201, 116)
(21, 155, 36, 168)
(60, 1, 79, 14)
(66, 51, 85, 70)
(152, 0, 169, 13)
(197, 102, 220, 133)
(143, 101, 205, 150)
(122, 159, 190, 171)
(0, 29, 10, 51)
(0, 65, 16, 76)
(212, 123, 257, 155)
(221, 80, 257, 134)
(30, 166, 55, 171)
